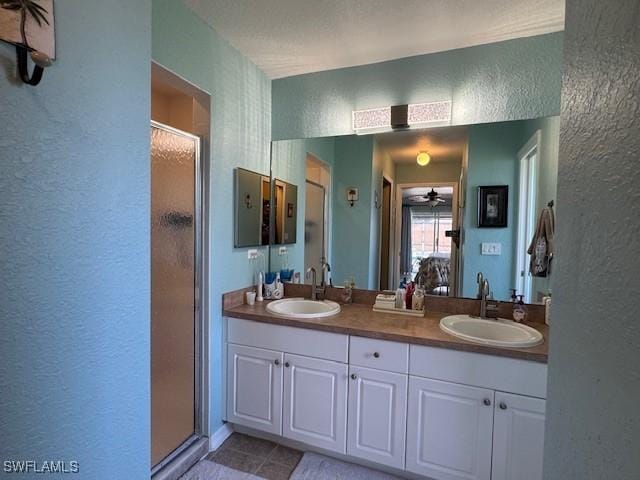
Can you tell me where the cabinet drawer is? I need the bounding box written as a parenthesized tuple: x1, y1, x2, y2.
(409, 345, 547, 399)
(349, 336, 409, 373)
(227, 317, 348, 363)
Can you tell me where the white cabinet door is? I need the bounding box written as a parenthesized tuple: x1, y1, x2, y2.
(282, 353, 348, 453)
(347, 366, 407, 469)
(492, 392, 546, 480)
(226, 344, 283, 435)
(406, 376, 494, 480)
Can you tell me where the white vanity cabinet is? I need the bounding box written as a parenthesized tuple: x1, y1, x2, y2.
(226, 344, 283, 435)
(406, 376, 494, 480)
(347, 365, 407, 469)
(282, 353, 348, 453)
(224, 317, 547, 480)
(491, 392, 546, 480)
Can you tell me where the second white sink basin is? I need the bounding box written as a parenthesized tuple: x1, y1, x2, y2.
(266, 298, 341, 319)
(440, 315, 543, 348)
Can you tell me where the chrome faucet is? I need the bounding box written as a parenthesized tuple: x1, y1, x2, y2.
(306, 267, 325, 301)
(476, 272, 484, 299)
(479, 278, 499, 319)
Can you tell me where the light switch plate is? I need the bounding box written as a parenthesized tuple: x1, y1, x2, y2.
(481, 242, 502, 255)
(247, 249, 258, 259)
(278, 246, 288, 255)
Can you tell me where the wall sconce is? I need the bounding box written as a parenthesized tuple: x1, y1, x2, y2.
(347, 188, 359, 207)
(352, 100, 452, 134)
(0, 0, 56, 86)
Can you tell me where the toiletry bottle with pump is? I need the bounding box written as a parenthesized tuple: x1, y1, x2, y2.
(509, 288, 518, 303)
(513, 295, 527, 322)
(273, 272, 284, 299)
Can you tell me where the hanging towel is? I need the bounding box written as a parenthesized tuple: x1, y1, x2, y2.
(528, 206, 555, 277)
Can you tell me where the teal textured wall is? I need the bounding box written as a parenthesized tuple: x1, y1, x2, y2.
(0, 1, 151, 478)
(462, 118, 559, 300)
(272, 33, 563, 140)
(545, 1, 640, 477)
(152, 0, 271, 434)
(462, 121, 524, 299)
(332, 136, 374, 288)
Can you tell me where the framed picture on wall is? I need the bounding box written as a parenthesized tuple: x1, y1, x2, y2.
(478, 185, 508, 228)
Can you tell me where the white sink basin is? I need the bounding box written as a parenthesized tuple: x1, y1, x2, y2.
(266, 298, 341, 319)
(440, 315, 543, 348)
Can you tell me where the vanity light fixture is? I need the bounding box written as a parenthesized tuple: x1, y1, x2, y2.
(417, 151, 431, 166)
(352, 100, 451, 134)
(347, 187, 359, 207)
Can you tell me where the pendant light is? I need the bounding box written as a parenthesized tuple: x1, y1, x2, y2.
(417, 151, 431, 166)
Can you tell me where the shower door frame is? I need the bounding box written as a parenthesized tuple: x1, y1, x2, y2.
(150, 121, 208, 475)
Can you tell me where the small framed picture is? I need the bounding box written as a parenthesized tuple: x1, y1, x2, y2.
(478, 185, 508, 228)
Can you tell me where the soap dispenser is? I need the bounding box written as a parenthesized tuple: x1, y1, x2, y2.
(513, 295, 527, 322)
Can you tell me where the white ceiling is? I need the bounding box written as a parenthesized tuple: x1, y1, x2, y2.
(376, 126, 468, 164)
(185, 0, 565, 79)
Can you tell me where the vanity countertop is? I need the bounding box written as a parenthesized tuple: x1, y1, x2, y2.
(223, 300, 548, 363)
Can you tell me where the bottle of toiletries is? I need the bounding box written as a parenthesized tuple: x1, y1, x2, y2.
(412, 287, 425, 311)
(405, 282, 415, 309)
(509, 288, 518, 303)
(273, 273, 284, 299)
(543, 292, 552, 325)
(342, 281, 353, 304)
(257, 272, 264, 302)
(513, 295, 527, 322)
(395, 288, 406, 309)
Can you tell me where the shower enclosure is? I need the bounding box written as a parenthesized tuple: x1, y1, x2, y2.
(150, 122, 204, 471)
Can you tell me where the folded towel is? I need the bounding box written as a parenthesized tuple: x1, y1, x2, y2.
(376, 294, 396, 302)
(374, 301, 396, 310)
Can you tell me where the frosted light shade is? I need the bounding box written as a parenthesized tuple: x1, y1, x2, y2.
(417, 151, 431, 166)
(352, 107, 391, 132)
(408, 101, 452, 125)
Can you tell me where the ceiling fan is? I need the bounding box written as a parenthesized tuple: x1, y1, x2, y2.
(409, 188, 446, 208)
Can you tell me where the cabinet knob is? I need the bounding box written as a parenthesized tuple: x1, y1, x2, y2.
(285, 362, 290, 368)
(499, 402, 507, 410)
(351, 373, 357, 380)
(274, 359, 280, 366)
(483, 398, 491, 406)
(373, 352, 380, 358)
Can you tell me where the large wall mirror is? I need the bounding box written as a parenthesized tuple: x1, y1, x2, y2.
(269, 116, 560, 304)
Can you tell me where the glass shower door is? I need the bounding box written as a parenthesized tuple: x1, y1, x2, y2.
(150, 122, 202, 468)
(305, 181, 326, 279)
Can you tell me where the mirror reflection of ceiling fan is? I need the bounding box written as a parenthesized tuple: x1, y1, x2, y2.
(409, 188, 446, 208)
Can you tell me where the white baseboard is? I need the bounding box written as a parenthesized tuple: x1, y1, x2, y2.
(209, 423, 234, 451)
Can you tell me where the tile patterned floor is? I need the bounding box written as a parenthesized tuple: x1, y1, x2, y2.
(205, 433, 303, 480)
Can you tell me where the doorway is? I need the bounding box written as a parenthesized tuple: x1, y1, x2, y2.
(150, 63, 210, 477)
(379, 176, 393, 290)
(515, 131, 540, 303)
(304, 154, 331, 280)
(395, 183, 460, 295)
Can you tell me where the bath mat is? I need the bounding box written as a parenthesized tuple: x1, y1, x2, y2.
(290, 452, 402, 480)
(179, 459, 262, 480)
